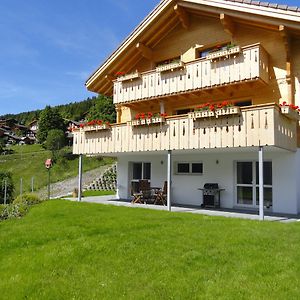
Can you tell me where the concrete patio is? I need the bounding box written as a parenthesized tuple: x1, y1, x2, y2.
(64, 195, 300, 223)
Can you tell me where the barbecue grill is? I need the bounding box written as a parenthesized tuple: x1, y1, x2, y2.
(198, 183, 225, 208)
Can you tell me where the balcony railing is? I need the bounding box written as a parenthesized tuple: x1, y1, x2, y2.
(113, 43, 269, 104)
(73, 104, 297, 155)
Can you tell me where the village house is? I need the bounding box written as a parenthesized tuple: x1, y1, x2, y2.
(73, 0, 300, 216)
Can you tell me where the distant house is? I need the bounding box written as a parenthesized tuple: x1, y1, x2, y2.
(73, 0, 300, 216)
(28, 120, 38, 133)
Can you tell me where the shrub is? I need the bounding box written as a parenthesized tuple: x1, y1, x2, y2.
(0, 203, 29, 221)
(13, 193, 42, 206)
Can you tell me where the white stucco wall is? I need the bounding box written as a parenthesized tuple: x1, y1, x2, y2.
(116, 148, 300, 215)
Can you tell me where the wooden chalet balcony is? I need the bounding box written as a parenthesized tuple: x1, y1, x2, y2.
(73, 104, 297, 155)
(113, 43, 269, 104)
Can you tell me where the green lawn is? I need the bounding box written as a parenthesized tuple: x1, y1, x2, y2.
(0, 145, 115, 195)
(0, 201, 299, 299)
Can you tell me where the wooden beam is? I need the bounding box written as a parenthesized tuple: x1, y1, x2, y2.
(136, 42, 153, 60)
(174, 4, 190, 30)
(279, 25, 294, 104)
(279, 25, 290, 58)
(105, 74, 114, 82)
(220, 14, 235, 37)
(148, 16, 179, 48)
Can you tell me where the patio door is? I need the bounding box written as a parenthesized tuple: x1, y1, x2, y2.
(130, 162, 151, 195)
(236, 161, 272, 208)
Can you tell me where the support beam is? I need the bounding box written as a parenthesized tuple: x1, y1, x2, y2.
(279, 25, 294, 104)
(167, 150, 172, 212)
(136, 42, 153, 60)
(78, 154, 83, 202)
(258, 146, 264, 221)
(174, 4, 190, 30)
(220, 14, 235, 37)
(105, 74, 114, 82)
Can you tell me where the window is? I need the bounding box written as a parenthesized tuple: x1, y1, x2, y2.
(234, 100, 252, 107)
(236, 161, 272, 208)
(132, 162, 151, 180)
(176, 162, 203, 175)
(176, 108, 192, 115)
(198, 43, 228, 58)
(156, 56, 180, 67)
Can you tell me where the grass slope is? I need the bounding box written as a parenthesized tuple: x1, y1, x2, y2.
(0, 145, 114, 195)
(0, 200, 299, 299)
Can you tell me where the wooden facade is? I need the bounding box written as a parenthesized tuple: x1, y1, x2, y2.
(74, 0, 300, 156)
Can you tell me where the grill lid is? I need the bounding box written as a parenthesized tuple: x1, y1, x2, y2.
(203, 183, 219, 189)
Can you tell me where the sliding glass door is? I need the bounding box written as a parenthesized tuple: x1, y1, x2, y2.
(130, 162, 151, 195)
(236, 161, 272, 208)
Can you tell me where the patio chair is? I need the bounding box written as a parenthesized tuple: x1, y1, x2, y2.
(131, 180, 152, 204)
(154, 181, 167, 206)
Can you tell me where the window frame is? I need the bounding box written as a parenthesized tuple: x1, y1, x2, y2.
(175, 162, 203, 175)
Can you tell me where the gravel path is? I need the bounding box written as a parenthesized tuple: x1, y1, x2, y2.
(37, 164, 114, 199)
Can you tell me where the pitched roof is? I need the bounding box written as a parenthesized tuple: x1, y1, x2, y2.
(86, 0, 300, 94)
(224, 0, 300, 13)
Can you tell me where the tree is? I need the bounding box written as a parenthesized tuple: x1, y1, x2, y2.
(0, 172, 14, 204)
(87, 95, 116, 123)
(45, 129, 66, 151)
(37, 106, 66, 143)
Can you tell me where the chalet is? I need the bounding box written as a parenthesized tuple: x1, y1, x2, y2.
(73, 0, 300, 217)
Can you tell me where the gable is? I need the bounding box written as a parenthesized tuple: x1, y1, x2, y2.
(86, 0, 300, 96)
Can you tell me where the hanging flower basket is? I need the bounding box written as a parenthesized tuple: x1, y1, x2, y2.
(280, 106, 299, 121)
(215, 106, 241, 118)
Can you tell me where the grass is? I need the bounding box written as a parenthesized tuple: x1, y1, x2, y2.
(0, 145, 115, 195)
(0, 200, 299, 299)
(82, 190, 116, 197)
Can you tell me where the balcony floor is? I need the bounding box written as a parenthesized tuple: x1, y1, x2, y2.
(64, 195, 300, 223)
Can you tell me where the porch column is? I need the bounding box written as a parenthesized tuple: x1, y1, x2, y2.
(78, 154, 83, 202)
(167, 150, 172, 211)
(258, 146, 264, 221)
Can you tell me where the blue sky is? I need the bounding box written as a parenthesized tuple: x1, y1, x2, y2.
(0, 0, 298, 115)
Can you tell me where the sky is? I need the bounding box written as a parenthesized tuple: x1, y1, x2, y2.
(0, 0, 299, 115)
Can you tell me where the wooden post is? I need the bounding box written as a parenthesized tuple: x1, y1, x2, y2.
(167, 150, 172, 212)
(258, 146, 264, 221)
(78, 154, 83, 202)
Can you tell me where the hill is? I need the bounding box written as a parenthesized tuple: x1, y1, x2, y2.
(0, 144, 115, 197)
(0, 97, 97, 125)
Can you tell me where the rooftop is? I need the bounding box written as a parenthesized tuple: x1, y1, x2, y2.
(224, 0, 300, 13)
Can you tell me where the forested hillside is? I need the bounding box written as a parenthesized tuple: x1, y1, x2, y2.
(1, 97, 98, 125)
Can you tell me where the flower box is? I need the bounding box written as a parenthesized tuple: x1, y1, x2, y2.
(206, 46, 241, 61)
(215, 106, 240, 118)
(152, 117, 165, 124)
(130, 117, 165, 126)
(130, 120, 141, 126)
(280, 106, 299, 121)
(156, 61, 184, 73)
(189, 111, 214, 119)
(117, 72, 141, 82)
(83, 124, 110, 132)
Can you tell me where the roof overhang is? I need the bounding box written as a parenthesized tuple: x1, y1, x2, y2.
(86, 0, 300, 96)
